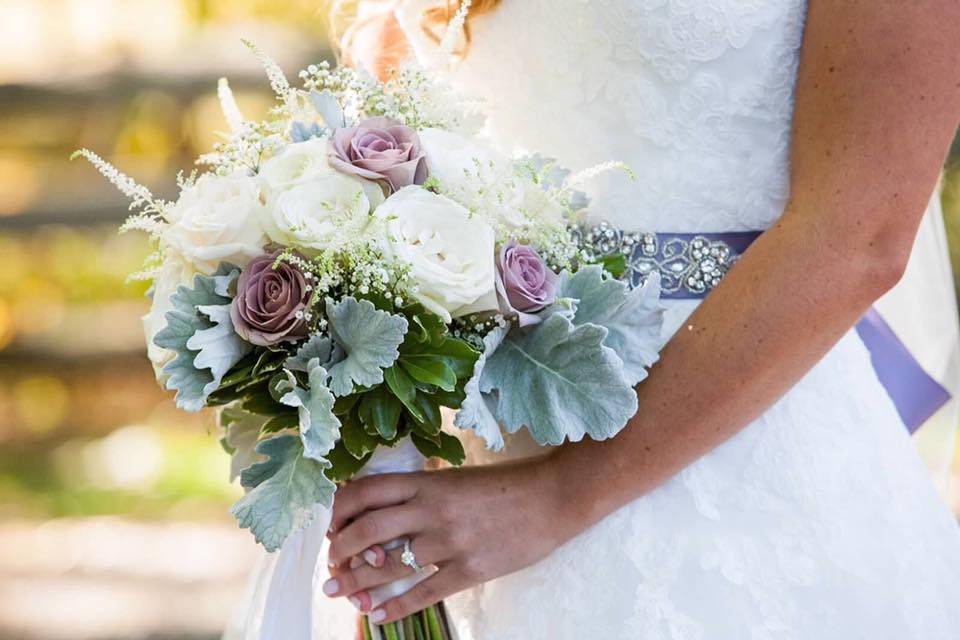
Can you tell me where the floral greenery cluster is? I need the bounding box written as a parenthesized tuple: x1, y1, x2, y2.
(75, 43, 665, 554)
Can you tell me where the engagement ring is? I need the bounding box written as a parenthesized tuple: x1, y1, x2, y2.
(400, 539, 423, 573)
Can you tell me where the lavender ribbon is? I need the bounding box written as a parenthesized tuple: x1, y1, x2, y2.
(643, 231, 951, 433)
(854, 308, 951, 433)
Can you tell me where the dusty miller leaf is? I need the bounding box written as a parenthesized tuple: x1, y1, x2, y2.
(453, 326, 508, 451)
(220, 406, 268, 482)
(326, 297, 408, 396)
(278, 358, 341, 463)
(558, 266, 664, 385)
(481, 313, 638, 445)
(284, 334, 344, 373)
(154, 265, 249, 412)
(231, 435, 335, 552)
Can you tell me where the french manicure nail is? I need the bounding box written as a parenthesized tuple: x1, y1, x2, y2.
(322, 579, 339, 596)
(349, 596, 362, 610)
(369, 609, 386, 623)
(363, 549, 378, 566)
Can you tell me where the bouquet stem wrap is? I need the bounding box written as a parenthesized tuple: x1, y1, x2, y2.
(226, 439, 445, 640)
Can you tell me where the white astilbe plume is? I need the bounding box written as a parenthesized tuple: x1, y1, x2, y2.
(242, 39, 294, 106)
(71, 148, 170, 235)
(566, 161, 636, 188)
(217, 78, 245, 134)
(71, 148, 155, 204)
(439, 0, 472, 56)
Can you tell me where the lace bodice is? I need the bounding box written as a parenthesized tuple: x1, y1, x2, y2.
(401, 0, 807, 233)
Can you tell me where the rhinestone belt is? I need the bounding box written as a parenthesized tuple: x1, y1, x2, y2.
(573, 221, 762, 299)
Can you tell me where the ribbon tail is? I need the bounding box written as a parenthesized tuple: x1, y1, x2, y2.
(856, 307, 951, 433)
(225, 505, 331, 640)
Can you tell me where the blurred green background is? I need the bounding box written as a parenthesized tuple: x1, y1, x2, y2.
(0, 1, 332, 638)
(0, 1, 959, 639)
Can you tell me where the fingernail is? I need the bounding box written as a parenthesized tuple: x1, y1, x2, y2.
(369, 609, 386, 623)
(322, 579, 339, 596)
(363, 549, 378, 566)
(349, 596, 362, 610)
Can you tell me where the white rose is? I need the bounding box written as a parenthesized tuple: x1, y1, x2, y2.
(260, 137, 386, 209)
(419, 127, 500, 193)
(377, 186, 497, 322)
(259, 137, 333, 190)
(142, 259, 194, 382)
(263, 173, 377, 251)
(164, 173, 267, 275)
(419, 128, 562, 231)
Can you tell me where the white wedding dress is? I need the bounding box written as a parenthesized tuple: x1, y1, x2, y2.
(392, 1, 960, 638)
(226, 2, 960, 638)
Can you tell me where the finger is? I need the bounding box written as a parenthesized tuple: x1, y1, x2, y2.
(362, 544, 386, 568)
(324, 537, 448, 599)
(330, 474, 418, 534)
(329, 543, 384, 578)
(367, 568, 467, 625)
(328, 505, 423, 566)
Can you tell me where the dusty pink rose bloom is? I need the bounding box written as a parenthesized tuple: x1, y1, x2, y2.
(328, 116, 428, 193)
(495, 241, 558, 327)
(230, 251, 311, 346)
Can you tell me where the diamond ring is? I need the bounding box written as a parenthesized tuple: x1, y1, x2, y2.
(400, 538, 423, 573)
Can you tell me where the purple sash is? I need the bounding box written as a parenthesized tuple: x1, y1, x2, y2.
(600, 227, 952, 433)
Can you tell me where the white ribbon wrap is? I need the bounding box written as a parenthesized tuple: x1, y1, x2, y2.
(224, 439, 427, 640)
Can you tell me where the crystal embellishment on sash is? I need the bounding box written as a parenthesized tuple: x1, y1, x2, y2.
(573, 221, 742, 298)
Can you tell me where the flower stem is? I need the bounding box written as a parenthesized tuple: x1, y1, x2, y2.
(383, 621, 400, 640)
(425, 605, 445, 640)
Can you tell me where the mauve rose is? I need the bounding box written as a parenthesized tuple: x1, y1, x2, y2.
(230, 251, 311, 346)
(495, 241, 558, 327)
(328, 117, 427, 193)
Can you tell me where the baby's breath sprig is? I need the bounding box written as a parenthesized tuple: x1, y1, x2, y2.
(274, 244, 415, 325)
(451, 312, 509, 351)
(199, 120, 286, 176)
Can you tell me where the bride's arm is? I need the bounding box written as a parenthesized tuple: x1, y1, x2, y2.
(556, 0, 960, 526)
(323, 1, 960, 622)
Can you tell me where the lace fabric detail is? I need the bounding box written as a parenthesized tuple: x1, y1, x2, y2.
(446, 0, 808, 233)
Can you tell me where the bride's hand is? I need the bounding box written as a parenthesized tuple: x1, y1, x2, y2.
(322, 455, 576, 624)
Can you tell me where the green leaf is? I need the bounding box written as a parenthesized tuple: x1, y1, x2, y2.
(433, 338, 480, 380)
(340, 412, 381, 458)
(220, 355, 257, 388)
(326, 297, 408, 396)
(358, 385, 402, 440)
(558, 266, 664, 385)
(410, 393, 441, 435)
(433, 387, 466, 409)
(454, 326, 508, 450)
(333, 394, 360, 416)
(481, 313, 638, 445)
(231, 435, 335, 551)
(383, 365, 424, 422)
(154, 265, 251, 412)
(262, 413, 299, 433)
(242, 389, 293, 416)
(598, 252, 628, 279)
(326, 441, 373, 481)
(278, 358, 341, 463)
(411, 432, 466, 466)
(253, 347, 288, 377)
(403, 305, 446, 347)
(400, 355, 457, 392)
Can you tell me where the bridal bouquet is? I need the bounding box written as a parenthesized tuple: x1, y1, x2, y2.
(75, 42, 663, 639)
